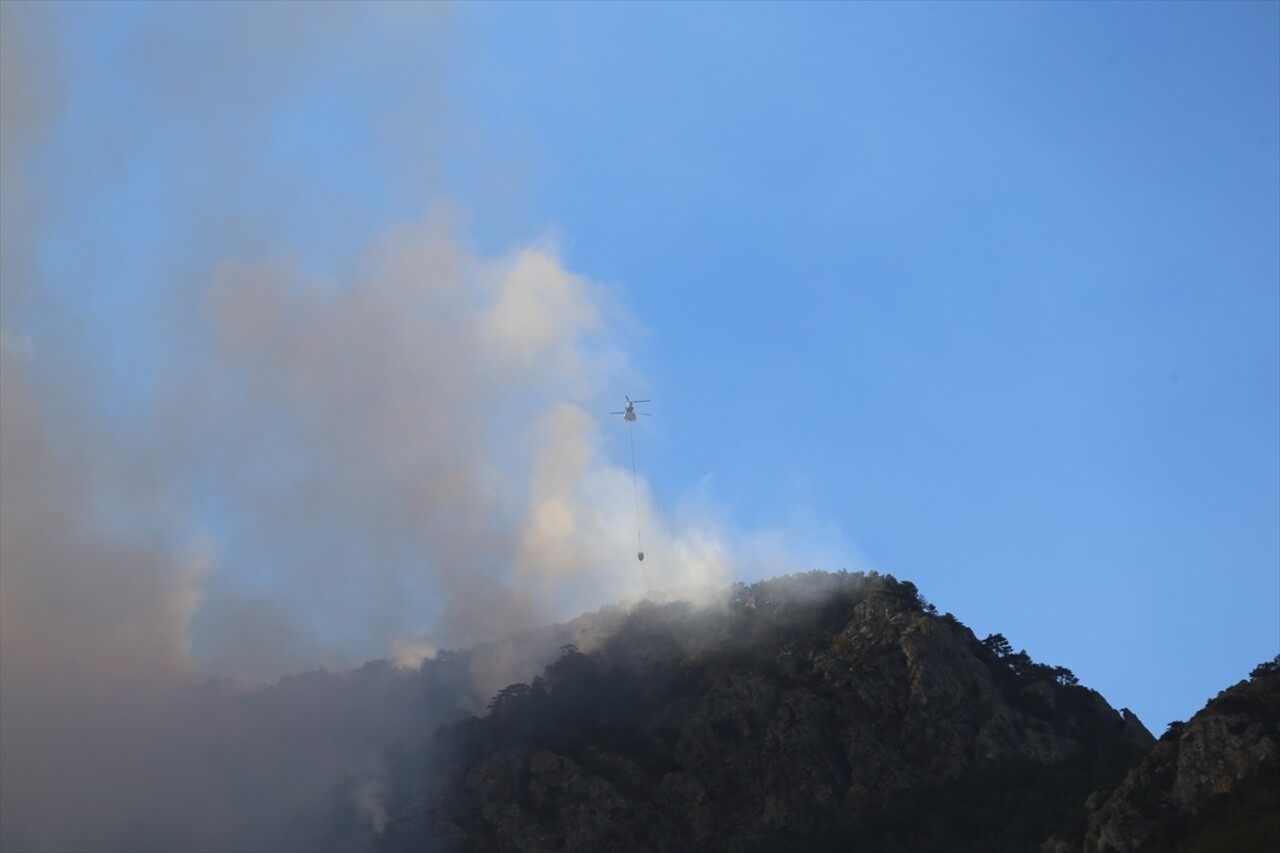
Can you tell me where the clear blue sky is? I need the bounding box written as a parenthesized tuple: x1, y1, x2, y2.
(4, 1, 1277, 733)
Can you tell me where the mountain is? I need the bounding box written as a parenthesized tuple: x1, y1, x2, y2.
(372, 571, 1159, 852)
(7, 569, 1267, 853)
(1084, 656, 1280, 852)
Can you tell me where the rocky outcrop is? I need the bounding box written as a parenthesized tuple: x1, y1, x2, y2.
(377, 571, 1154, 852)
(1084, 659, 1280, 852)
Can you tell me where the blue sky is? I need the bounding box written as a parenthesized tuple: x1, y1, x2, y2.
(2, 1, 1276, 736)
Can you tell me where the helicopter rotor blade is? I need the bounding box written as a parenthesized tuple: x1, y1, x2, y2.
(631, 399, 651, 403)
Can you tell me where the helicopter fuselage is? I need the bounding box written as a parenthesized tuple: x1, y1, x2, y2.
(612, 397, 649, 422)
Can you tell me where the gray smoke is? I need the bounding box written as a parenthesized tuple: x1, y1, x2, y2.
(0, 5, 745, 850)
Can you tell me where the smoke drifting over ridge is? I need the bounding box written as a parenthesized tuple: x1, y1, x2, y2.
(0, 190, 740, 853)
(0, 2, 732, 683)
(0, 5, 859, 850)
(186, 215, 732, 675)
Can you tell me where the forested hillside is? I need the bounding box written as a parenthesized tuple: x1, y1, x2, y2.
(374, 571, 1159, 852)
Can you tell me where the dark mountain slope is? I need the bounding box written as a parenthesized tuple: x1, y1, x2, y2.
(1084, 657, 1280, 853)
(377, 571, 1153, 852)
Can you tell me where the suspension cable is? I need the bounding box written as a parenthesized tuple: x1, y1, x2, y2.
(629, 422, 644, 561)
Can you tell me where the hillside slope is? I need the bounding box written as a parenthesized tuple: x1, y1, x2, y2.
(377, 571, 1154, 852)
(1084, 657, 1280, 853)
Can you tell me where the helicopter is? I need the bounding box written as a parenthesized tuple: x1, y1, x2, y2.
(611, 396, 651, 422)
(612, 395, 652, 563)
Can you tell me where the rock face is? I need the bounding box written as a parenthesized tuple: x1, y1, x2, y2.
(1084, 659, 1280, 853)
(377, 572, 1154, 852)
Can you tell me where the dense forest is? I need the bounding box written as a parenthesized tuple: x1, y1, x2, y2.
(358, 571, 1272, 853)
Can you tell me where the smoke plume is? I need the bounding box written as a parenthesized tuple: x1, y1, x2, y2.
(0, 5, 746, 849)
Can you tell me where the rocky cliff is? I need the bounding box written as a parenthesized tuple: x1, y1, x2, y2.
(375, 571, 1155, 852)
(1084, 657, 1280, 853)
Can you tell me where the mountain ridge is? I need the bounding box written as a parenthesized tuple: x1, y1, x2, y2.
(372, 570, 1172, 852)
(42, 570, 1264, 852)
(1084, 657, 1279, 852)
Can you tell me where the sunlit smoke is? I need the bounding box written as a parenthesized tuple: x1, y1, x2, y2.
(184, 212, 730, 676)
(0, 4, 841, 851)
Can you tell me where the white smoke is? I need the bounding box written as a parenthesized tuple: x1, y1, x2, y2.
(0, 4, 840, 850)
(352, 777, 388, 836)
(184, 213, 730, 674)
